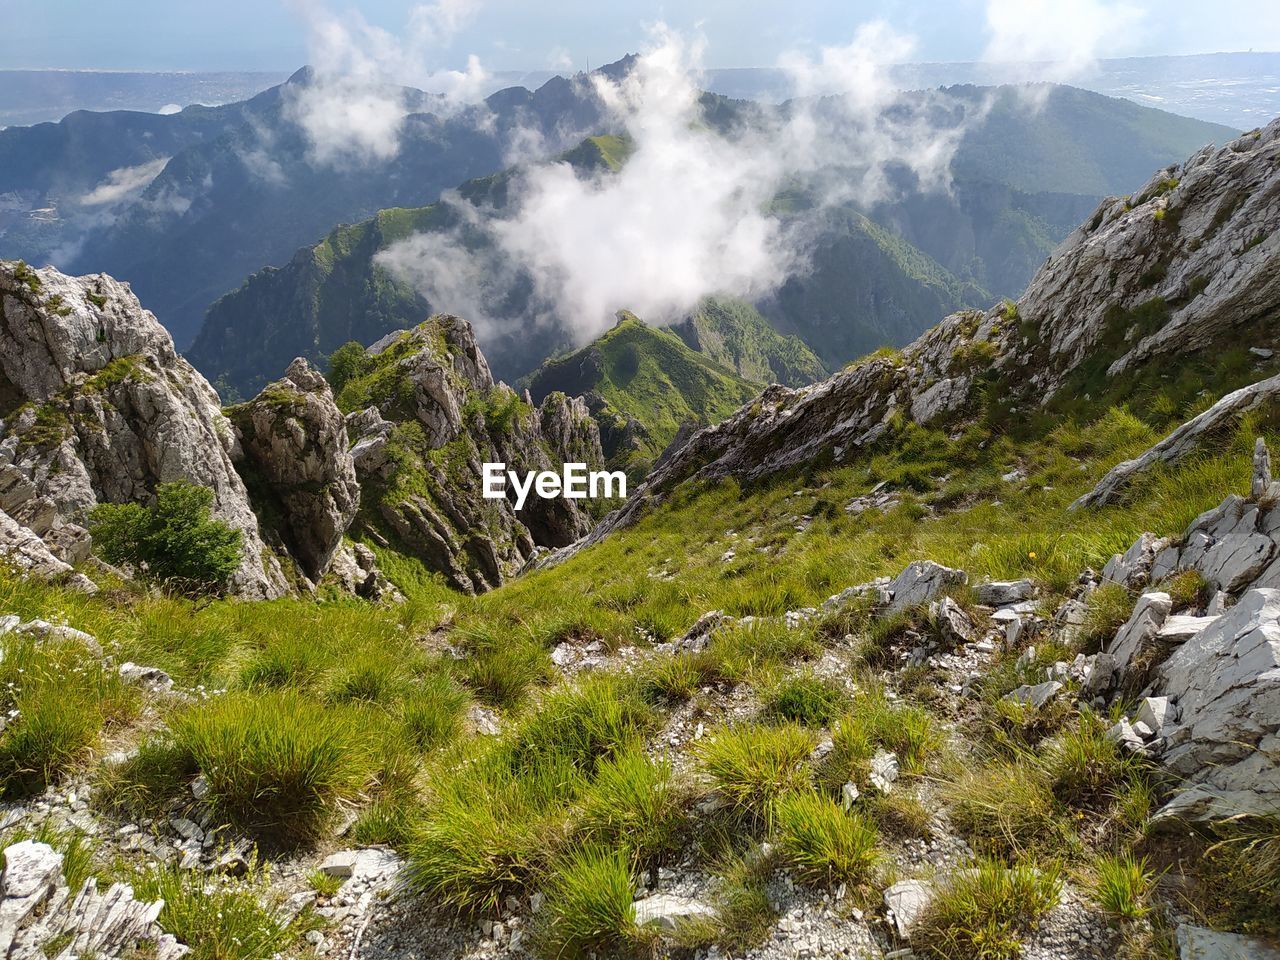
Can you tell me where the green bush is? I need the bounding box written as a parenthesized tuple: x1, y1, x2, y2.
(89, 481, 242, 594)
(695, 723, 815, 826)
(772, 790, 881, 889)
(535, 846, 641, 959)
(577, 747, 684, 866)
(914, 857, 1063, 960)
(764, 674, 847, 727)
(325, 341, 373, 396)
(1091, 853, 1154, 921)
(165, 691, 375, 839)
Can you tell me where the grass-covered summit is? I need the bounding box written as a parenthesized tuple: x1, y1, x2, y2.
(523, 311, 762, 479)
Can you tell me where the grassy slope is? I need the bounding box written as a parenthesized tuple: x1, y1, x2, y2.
(525, 313, 761, 477)
(672, 297, 827, 387)
(5, 319, 1280, 957)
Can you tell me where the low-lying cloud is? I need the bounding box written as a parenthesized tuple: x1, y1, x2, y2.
(285, 0, 488, 166)
(376, 20, 977, 345)
(78, 157, 170, 207)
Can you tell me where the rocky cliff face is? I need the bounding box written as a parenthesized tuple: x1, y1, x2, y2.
(578, 119, 1280, 549)
(341, 315, 607, 593)
(228, 358, 361, 585)
(0, 262, 290, 599)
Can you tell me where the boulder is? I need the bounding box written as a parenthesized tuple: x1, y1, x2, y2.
(885, 561, 968, 615)
(930, 596, 976, 646)
(229, 359, 360, 583)
(973, 579, 1036, 606)
(1108, 592, 1172, 674)
(1175, 923, 1280, 960)
(1005, 681, 1063, 710)
(1151, 588, 1280, 820)
(118, 662, 174, 693)
(884, 879, 933, 939)
(633, 894, 715, 931)
(1101, 532, 1167, 589)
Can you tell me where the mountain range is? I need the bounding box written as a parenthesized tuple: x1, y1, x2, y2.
(179, 78, 1234, 395)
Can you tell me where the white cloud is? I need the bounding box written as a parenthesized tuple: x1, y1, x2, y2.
(285, 0, 489, 167)
(983, 0, 1144, 80)
(158, 103, 182, 115)
(78, 157, 170, 207)
(376, 22, 976, 345)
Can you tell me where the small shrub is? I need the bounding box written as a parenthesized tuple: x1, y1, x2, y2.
(1040, 713, 1141, 808)
(89, 481, 242, 594)
(534, 846, 641, 959)
(325, 341, 373, 396)
(133, 859, 307, 960)
(772, 790, 881, 890)
(946, 759, 1075, 859)
(397, 672, 468, 750)
(403, 753, 573, 915)
(695, 724, 815, 826)
(1092, 853, 1154, 921)
(914, 857, 1063, 960)
(764, 674, 847, 727)
(577, 748, 684, 866)
(166, 691, 375, 839)
(307, 869, 343, 897)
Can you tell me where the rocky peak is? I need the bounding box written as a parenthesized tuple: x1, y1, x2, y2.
(229, 357, 361, 585)
(342, 316, 607, 593)
(0, 261, 290, 599)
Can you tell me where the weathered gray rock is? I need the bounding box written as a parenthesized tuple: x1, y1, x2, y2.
(118, 662, 173, 693)
(230, 358, 360, 583)
(931, 595, 976, 646)
(0, 507, 96, 593)
(0, 840, 185, 960)
(1006, 681, 1064, 710)
(1102, 532, 1168, 589)
(1134, 696, 1176, 736)
(633, 894, 715, 931)
(884, 879, 932, 939)
(0, 262, 288, 599)
(1253, 437, 1275, 499)
(1175, 923, 1280, 960)
(1152, 588, 1280, 820)
(869, 750, 900, 793)
(326, 542, 402, 604)
(1108, 592, 1172, 675)
(973, 579, 1036, 606)
(1158, 615, 1216, 643)
(886, 561, 968, 614)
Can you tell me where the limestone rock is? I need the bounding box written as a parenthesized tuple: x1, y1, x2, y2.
(973, 579, 1036, 606)
(886, 561, 968, 615)
(0, 507, 96, 593)
(230, 358, 360, 583)
(0, 840, 185, 960)
(633, 894, 715, 931)
(1108, 592, 1172, 675)
(1175, 923, 1280, 960)
(884, 879, 933, 940)
(931, 595, 976, 646)
(1005, 681, 1064, 710)
(0, 261, 287, 599)
(1101, 532, 1168, 589)
(1151, 588, 1280, 820)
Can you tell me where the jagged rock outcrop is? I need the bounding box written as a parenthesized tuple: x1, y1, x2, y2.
(0, 262, 289, 599)
(345, 317, 607, 593)
(229, 358, 360, 583)
(0, 507, 96, 593)
(0, 840, 186, 960)
(556, 120, 1280, 556)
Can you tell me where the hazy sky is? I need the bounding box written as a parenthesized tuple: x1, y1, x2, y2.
(2, 0, 1278, 72)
